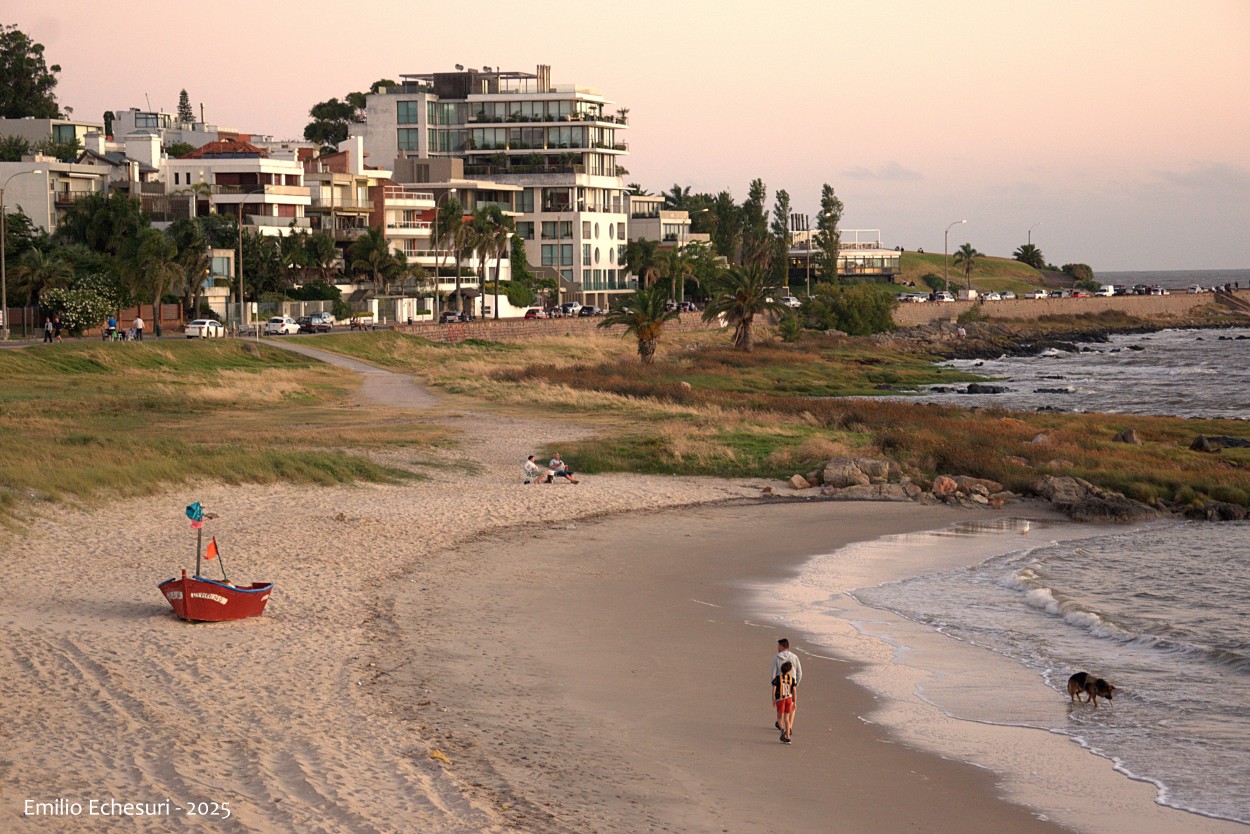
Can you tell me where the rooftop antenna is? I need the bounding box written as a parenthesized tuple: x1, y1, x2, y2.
(145, 92, 151, 111)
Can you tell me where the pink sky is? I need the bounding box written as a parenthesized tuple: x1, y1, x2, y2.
(14, 0, 1250, 270)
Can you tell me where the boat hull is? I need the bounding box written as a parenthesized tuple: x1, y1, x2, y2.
(158, 570, 273, 622)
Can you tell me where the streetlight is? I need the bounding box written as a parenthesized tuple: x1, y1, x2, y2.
(1, 168, 45, 340)
(944, 219, 966, 294)
(1028, 222, 1042, 246)
(430, 187, 457, 321)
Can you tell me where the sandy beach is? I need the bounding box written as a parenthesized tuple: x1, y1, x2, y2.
(3, 347, 1242, 832)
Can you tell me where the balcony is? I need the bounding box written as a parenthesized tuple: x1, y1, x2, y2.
(382, 185, 434, 204)
(387, 220, 433, 235)
(310, 199, 374, 212)
(52, 190, 99, 206)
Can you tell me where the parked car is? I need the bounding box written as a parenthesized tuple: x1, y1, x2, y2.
(1096, 285, 1116, 297)
(523, 308, 547, 319)
(1000, 290, 1017, 299)
(932, 291, 956, 302)
(897, 292, 927, 303)
(308, 311, 335, 330)
(1071, 289, 1090, 298)
(779, 296, 802, 308)
(577, 305, 602, 317)
(560, 301, 583, 316)
(185, 319, 225, 338)
(1028, 289, 1050, 299)
(264, 315, 300, 335)
(296, 315, 314, 331)
(439, 310, 467, 323)
(981, 291, 1002, 301)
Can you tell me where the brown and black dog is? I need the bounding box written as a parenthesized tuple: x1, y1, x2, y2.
(1067, 671, 1117, 707)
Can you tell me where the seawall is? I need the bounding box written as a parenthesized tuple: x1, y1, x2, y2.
(394, 312, 724, 344)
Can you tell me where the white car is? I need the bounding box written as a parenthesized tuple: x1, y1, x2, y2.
(779, 296, 802, 308)
(932, 291, 956, 302)
(1028, 289, 1050, 299)
(264, 315, 300, 335)
(982, 291, 1002, 301)
(185, 319, 225, 338)
(1001, 291, 1017, 299)
(308, 311, 336, 328)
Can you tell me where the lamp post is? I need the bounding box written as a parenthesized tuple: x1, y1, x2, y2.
(944, 219, 966, 294)
(1, 168, 45, 340)
(430, 187, 457, 321)
(1028, 222, 1042, 246)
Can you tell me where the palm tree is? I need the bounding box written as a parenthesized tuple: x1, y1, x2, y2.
(597, 283, 680, 365)
(452, 208, 476, 315)
(658, 247, 697, 304)
(663, 184, 691, 211)
(1013, 243, 1045, 269)
(349, 226, 402, 295)
(700, 265, 784, 353)
(167, 218, 211, 319)
(303, 231, 340, 286)
(953, 242, 981, 290)
(12, 248, 72, 308)
(622, 238, 663, 288)
(470, 204, 514, 319)
(626, 183, 651, 196)
(130, 227, 182, 336)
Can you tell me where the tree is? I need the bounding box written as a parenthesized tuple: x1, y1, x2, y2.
(0, 134, 32, 161)
(349, 226, 402, 296)
(13, 247, 72, 307)
(102, 110, 114, 136)
(814, 183, 843, 280)
(34, 135, 80, 162)
(1013, 243, 1045, 269)
(0, 24, 61, 118)
(471, 204, 513, 318)
(1062, 263, 1096, 285)
(622, 238, 663, 288)
(303, 97, 359, 148)
(805, 283, 896, 335)
(124, 227, 180, 335)
(709, 190, 741, 262)
(165, 141, 195, 159)
(701, 265, 784, 352)
(177, 89, 195, 124)
(303, 231, 340, 286)
(597, 283, 680, 364)
(662, 183, 691, 211)
(769, 189, 792, 286)
(953, 242, 981, 289)
(739, 179, 770, 268)
(167, 218, 211, 318)
(626, 183, 650, 196)
(55, 192, 149, 257)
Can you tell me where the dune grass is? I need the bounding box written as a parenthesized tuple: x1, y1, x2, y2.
(0, 340, 449, 527)
(899, 251, 1043, 291)
(312, 327, 1250, 509)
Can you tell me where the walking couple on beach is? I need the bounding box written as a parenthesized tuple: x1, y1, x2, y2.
(772, 638, 801, 744)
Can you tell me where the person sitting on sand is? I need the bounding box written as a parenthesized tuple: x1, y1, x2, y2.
(546, 452, 579, 484)
(523, 455, 550, 485)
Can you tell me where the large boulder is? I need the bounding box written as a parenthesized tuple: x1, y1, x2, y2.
(1113, 428, 1142, 445)
(952, 475, 1004, 495)
(789, 474, 812, 490)
(1190, 435, 1217, 453)
(820, 483, 912, 502)
(1029, 475, 1159, 523)
(820, 457, 897, 488)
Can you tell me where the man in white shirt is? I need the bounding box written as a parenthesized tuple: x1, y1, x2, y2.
(771, 638, 802, 728)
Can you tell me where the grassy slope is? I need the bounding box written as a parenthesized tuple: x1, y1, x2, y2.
(899, 251, 1045, 295)
(0, 340, 448, 526)
(310, 329, 1250, 509)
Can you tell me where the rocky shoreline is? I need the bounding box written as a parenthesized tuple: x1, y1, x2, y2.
(778, 455, 1248, 523)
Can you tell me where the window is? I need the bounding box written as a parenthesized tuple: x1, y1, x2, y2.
(608, 224, 615, 240)
(173, 172, 180, 185)
(582, 220, 591, 238)
(617, 222, 625, 240)
(397, 101, 420, 125)
(516, 221, 534, 240)
(608, 248, 614, 265)
(53, 124, 76, 144)
(560, 244, 573, 266)
(517, 188, 535, 213)
(583, 243, 592, 266)
(398, 128, 421, 152)
(542, 221, 559, 240)
(594, 223, 600, 239)
(541, 244, 557, 266)
(594, 247, 600, 265)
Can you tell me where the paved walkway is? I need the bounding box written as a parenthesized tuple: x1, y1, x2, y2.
(259, 338, 441, 410)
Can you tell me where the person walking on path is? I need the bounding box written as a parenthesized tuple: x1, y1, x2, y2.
(43, 317, 54, 343)
(134, 315, 145, 341)
(771, 638, 802, 730)
(106, 316, 117, 341)
(52, 315, 63, 342)
(772, 660, 798, 744)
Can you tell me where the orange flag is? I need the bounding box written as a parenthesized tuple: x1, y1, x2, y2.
(205, 537, 219, 560)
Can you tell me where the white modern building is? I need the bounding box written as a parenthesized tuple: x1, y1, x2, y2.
(787, 229, 902, 285)
(163, 138, 311, 235)
(354, 65, 632, 309)
(109, 108, 270, 150)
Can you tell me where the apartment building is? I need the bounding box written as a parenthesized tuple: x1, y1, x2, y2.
(110, 108, 270, 150)
(164, 139, 311, 235)
(0, 117, 105, 148)
(354, 64, 631, 310)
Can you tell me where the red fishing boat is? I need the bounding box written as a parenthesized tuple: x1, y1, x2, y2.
(158, 502, 274, 622)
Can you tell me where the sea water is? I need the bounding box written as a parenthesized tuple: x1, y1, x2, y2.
(766, 519, 1250, 826)
(911, 325, 1250, 418)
